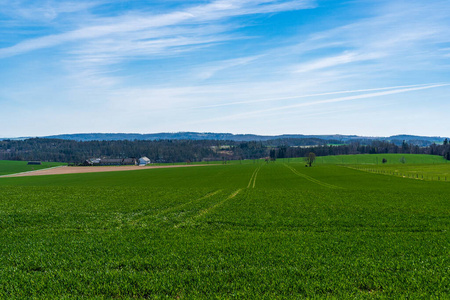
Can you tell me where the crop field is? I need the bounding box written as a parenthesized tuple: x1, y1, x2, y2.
(0, 160, 65, 176)
(301, 153, 447, 165)
(352, 164, 450, 181)
(0, 156, 449, 298)
(351, 163, 450, 181)
(153, 154, 447, 167)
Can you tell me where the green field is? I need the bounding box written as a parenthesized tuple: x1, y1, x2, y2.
(154, 154, 447, 166)
(305, 153, 446, 165)
(0, 160, 65, 176)
(0, 156, 449, 298)
(351, 163, 450, 181)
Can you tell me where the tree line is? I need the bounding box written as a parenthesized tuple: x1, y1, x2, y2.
(0, 138, 449, 163)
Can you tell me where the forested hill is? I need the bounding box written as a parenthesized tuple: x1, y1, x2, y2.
(9, 132, 449, 146)
(1, 138, 449, 164)
(43, 132, 359, 142)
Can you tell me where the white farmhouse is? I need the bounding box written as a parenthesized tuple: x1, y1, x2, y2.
(139, 156, 151, 166)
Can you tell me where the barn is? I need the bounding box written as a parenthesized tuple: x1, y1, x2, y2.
(99, 158, 137, 166)
(83, 158, 101, 166)
(99, 159, 123, 166)
(139, 157, 151, 166)
(122, 158, 137, 165)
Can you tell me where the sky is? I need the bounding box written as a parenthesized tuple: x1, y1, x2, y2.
(1, 0, 450, 137)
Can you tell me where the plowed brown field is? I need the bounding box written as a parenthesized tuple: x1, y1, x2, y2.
(1, 164, 212, 177)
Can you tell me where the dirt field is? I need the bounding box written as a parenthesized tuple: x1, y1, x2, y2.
(1, 164, 212, 177)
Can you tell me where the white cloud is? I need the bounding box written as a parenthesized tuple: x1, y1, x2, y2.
(293, 51, 385, 73)
(0, 0, 104, 22)
(264, 0, 450, 82)
(196, 55, 264, 79)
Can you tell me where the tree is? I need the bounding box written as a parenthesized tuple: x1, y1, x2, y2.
(277, 145, 287, 159)
(305, 152, 316, 167)
(269, 149, 276, 161)
(401, 140, 409, 152)
(444, 138, 448, 146)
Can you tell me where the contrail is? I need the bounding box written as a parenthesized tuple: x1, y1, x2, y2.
(197, 82, 443, 109)
(195, 83, 450, 123)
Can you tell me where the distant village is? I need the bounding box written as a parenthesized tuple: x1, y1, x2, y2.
(83, 157, 151, 166)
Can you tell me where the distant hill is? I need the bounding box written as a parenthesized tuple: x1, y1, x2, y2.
(1, 133, 449, 163)
(1, 132, 447, 146)
(41, 132, 363, 142)
(388, 134, 444, 141)
(42, 132, 448, 143)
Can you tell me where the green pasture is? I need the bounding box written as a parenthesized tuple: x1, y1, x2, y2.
(151, 153, 447, 166)
(0, 159, 449, 298)
(351, 163, 450, 181)
(0, 160, 65, 176)
(287, 153, 447, 165)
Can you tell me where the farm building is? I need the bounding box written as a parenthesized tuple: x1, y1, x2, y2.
(91, 158, 101, 164)
(100, 159, 122, 166)
(100, 158, 137, 166)
(122, 158, 137, 165)
(82, 158, 101, 166)
(82, 158, 138, 166)
(139, 157, 151, 166)
(82, 160, 91, 166)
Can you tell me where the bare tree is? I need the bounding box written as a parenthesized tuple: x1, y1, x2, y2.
(305, 152, 316, 167)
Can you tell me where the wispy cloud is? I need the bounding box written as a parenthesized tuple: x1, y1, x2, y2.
(0, 0, 315, 60)
(291, 0, 450, 73)
(0, 0, 102, 22)
(293, 51, 385, 73)
(196, 55, 264, 79)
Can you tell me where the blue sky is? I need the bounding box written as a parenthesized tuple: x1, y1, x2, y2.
(1, 0, 449, 137)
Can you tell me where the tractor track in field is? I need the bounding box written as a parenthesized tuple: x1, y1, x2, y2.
(283, 164, 343, 189)
(175, 189, 242, 228)
(130, 190, 223, 225)
(247, 166, 262, 188)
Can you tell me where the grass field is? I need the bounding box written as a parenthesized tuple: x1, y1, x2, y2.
(0, 160, 65, 176)
(152, 154, 447, 166)
(351, 163, 450, 181)
(0, 156, 449, 298)
(1, 154, 443, 174)
(297, 153, 447, 165)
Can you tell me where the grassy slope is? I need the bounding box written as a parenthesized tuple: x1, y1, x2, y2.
(352, 163, 450, 180)
(0, 160, 65, 176)
(0, 162, 448, 298)
(304, 153, 445, 165)
(154, 154, 447, 166)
